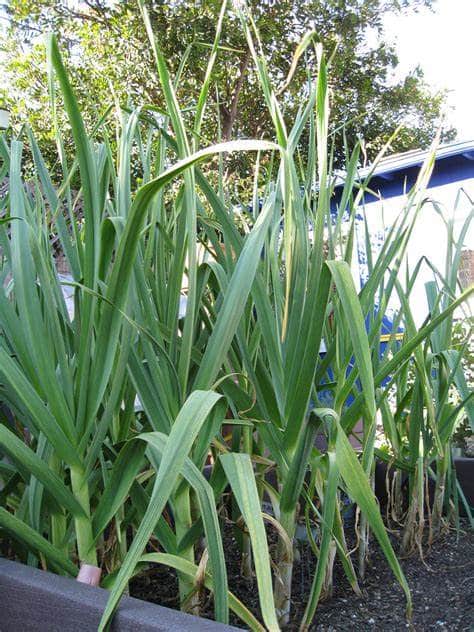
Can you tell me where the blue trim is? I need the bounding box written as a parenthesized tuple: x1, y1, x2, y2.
(332, 152, 474, 207)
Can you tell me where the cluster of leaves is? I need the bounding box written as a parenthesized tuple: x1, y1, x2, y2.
(0, 4, 471, 632)
(1, 0, 455, 178)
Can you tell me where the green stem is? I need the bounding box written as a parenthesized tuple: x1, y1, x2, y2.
(393, 470, 403, 521)
(273, 507, 295, 626)
(50, 454, 68, 561)
(322, 540, 336, 599)
(51, 513, 68, 558)
(70, 465, 97, 566)
(358, 511, 368, 579)
(241, 529, 253, 580)
(174, 486, 199, 612)
(241, 425, 253, 580)
(432, 453, 448, 537)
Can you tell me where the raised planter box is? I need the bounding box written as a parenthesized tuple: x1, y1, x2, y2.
(0, 558, 239, 632)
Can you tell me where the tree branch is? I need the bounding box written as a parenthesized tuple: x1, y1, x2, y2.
(221, 49, 251, 141)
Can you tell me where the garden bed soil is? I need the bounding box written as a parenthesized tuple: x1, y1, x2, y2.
(130, 523, 474, 631)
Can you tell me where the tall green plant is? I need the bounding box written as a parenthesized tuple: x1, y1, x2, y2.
(1, 4, 472, 632)
(0, 29, 275, 622)
(379, 202, 473, 552)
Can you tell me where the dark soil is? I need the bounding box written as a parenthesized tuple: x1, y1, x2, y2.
(130, 523, 474, 631)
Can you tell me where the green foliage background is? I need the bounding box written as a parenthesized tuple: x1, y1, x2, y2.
(1, 0, 455, 175)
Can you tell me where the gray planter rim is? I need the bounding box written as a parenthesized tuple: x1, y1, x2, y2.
(0, 557, 238, 631)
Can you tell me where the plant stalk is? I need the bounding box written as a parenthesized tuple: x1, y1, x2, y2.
(174, 486, 200, 614)
(273, 507, 295, 626)
(70, 465, 98, 568)
(241, 425, 253, 580)
(432, 453, 448, 538)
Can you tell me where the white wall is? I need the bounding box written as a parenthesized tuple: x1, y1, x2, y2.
(355, 178, 474, 327)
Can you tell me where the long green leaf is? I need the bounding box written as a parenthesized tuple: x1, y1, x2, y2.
(99, 390, 222, 630)
(0, 507, 77, 576)
(140, 552, 264, 631)
(141, 432, 229, 623)
(0, 425, 85, 518)
(335, 423, 412, 615)
(301, 451, 339, 628)
(327, 260, 376, 420)
(0, 348, 80, 467)
(220, 453, 280, 631)
(92, 440, 147, 539)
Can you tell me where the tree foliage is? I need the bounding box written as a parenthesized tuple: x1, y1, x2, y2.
(1, 0, 455, 169)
